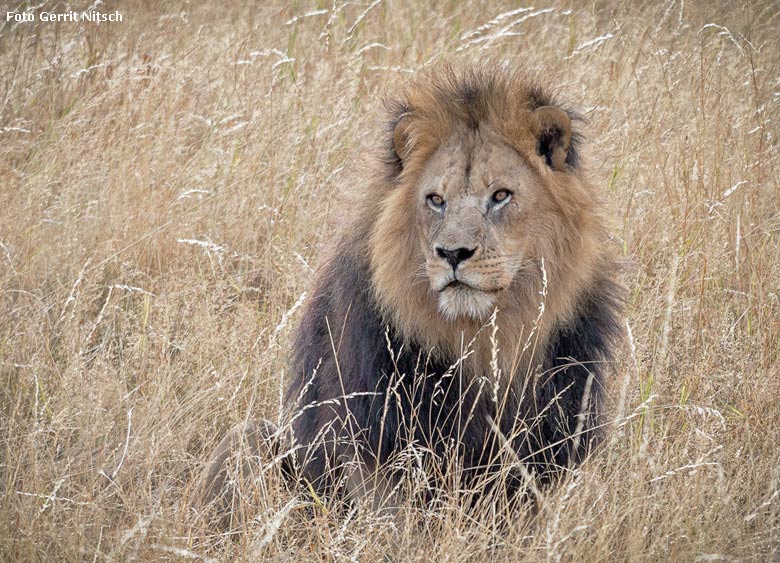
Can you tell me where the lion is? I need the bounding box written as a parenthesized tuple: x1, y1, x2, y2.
(193, 65, 622, 524)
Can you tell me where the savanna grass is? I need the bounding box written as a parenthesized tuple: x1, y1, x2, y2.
(1, 1, 779, 560)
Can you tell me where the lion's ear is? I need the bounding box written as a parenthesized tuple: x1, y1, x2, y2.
(533, 106, 572, 172)
(392, 115, 412, 164)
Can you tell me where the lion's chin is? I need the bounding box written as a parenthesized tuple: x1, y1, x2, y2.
(437, 286, 496, 321)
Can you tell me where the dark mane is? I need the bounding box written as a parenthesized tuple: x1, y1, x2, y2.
(284, 230, 622, 497)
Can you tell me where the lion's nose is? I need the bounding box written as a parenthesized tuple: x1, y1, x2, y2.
(436, 246, 477, 269)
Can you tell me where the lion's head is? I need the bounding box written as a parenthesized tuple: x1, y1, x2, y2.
(368, 67, 606, 358)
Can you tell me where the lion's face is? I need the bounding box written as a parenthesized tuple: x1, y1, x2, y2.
(370, 75, 584, 340)
(415, 124, 547, 321)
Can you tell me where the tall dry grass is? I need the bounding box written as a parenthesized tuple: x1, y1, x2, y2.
(1, 0, 779, 560)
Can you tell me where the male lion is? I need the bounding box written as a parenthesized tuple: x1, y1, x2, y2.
(194, 66, 622, 524)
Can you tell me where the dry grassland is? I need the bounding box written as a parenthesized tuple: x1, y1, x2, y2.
(1, 1, 779, 561)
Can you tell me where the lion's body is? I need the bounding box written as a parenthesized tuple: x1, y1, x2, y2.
(286, 225, 621, 499)
(282, 67, 622, 501)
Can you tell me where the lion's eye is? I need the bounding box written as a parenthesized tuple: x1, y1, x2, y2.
(427, 193, 445, 210)
(491, 189, 512, 205)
